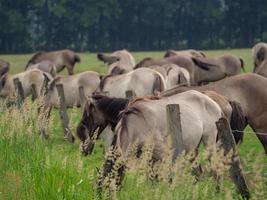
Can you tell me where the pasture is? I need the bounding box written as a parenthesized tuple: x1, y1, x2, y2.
(0, 49, 266, 200)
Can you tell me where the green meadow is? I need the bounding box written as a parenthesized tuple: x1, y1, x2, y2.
(0, 49, 266, 200)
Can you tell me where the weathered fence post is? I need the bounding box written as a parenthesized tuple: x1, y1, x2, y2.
(216, 117, 250, 199)
(41, 74, 50, 96)
(31, 84, 38, 101)
(56, 84, 75, 143)
(13, 78, 25, 108)
(125, 90, 136, 100)
(166, 104, 184, 161)
(79, 86, 86, 111)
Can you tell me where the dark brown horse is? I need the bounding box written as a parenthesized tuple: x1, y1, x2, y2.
(0, 59, 9, 77)
(161, 73, 267, 154)
(135, 56, 228, 85)
(164, 49, 206, 58)
(76, 95, 129, 155)
(25, 49, 80, 75)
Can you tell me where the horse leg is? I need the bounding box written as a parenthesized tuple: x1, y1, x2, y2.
(66, 64, 74, 75)
(250, 126, 267, 155)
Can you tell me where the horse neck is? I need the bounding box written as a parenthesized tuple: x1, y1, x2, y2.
(101, 98, 128, 124)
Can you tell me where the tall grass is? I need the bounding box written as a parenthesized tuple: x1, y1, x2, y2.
(0, 99, 266, 200)
(0, 49, 266, 199)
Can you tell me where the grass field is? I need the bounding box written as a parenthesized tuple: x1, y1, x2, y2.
(0, 49, 266, 200)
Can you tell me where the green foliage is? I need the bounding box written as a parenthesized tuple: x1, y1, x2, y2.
(1, 1, 267, 53)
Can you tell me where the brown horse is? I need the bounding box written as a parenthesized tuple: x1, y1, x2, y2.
(164, 49, 206, 58)
(0, 59, 9, 77)
(97, 49, 135, 75)
(161, 73, 267, 154)
(191, 55, 245, 75)
(135, 56, 228, 85)
(252, 42, 267, 72)
(25, 49, 80, 75)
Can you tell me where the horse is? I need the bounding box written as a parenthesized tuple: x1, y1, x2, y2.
(97, 90, 224, 188)
(164, 49, 206, 58)
(191, 55, 246, 75)
(76, 95, 129, 155)
(0, 69, 52, 102)
(135, 56, 229, 85)
(97, 49, 136, 75)
(160, 73, 267, 154)
(98, 68, 166, 97)
(147, 64, 190, 88)
(26, 61, 57, 77)
(76, 90, 244, 155)
(252, 42, 267, 72)
(0, 59, 9, 77)
(25, 49, 80, 75)
(45, 71, 101, 108)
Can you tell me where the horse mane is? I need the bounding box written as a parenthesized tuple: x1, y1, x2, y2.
(109, 66, 125, 75)
(134, 57, 152, 69)
(48, 76, 62, 90)
(164, 50, 176, 58)
(99, 74, 114, 91)
(92, 94, 129, 123)
(25, 51, 46, 69)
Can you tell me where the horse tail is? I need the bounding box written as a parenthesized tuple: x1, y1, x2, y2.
(153, 73, 166, 94)
(74, 54, 81, 63)
(229, 101, 247, 144)
(239, 57, 246, 72)
(25, 51, 45, 70)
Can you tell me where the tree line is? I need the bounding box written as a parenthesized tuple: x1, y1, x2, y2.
(0, 0, 267, 53)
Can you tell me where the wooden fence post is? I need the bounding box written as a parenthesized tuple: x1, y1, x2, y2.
(13, 78, 25, 108)
(216, 118, 250, 199)
(125, 90, 136, 100)
(31, 84, 38, 101)
(41, 74, 50, 96)
(79, 86, 86, 111)
(56, 84, 75, 143)
(166, 104, 184, 161)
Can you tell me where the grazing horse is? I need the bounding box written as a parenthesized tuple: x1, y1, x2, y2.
(26, 61, 57, 77)
(252, 42, 267, 72)
(98, 68, 166, 97)
(0, 59, 9, 77)
(161, 73, 267, 154)
(25, 49, 80, 75)
(0, 69, 52, 101)
(135, 56, 228, 85)
(191, 55, 245, 75)
(76, 95, 129, 155)
(45, 71, 101, 108)
(97, 90, 224, 187)
(147, 64, 190, 88)
(164, 49, 206, 58)
(76, 91, 243, 155)
(97, 49, 136, 75)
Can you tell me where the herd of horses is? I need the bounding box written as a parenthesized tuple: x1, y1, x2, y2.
(1, 43, 267, 188)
